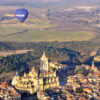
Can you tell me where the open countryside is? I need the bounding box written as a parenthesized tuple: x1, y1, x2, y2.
(0, 50, 33, 57)
(0, 16, 95, 41)
(0, 5, 98, 42)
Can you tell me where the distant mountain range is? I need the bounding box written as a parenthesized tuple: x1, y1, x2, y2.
(21, 0, 100, 4)
(0, 0, 100, 7)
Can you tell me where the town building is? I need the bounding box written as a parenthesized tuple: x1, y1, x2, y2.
(0, 82, 21, 100)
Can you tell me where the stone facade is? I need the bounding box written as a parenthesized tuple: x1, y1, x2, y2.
(12, 52, 59, 94)
(40, 51, 49, 72)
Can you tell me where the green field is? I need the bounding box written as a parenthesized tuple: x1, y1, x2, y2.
(0, 18, 95, 42)
(0, 30, 95, 42)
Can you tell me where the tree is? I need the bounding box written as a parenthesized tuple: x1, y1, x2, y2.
(76, 88, 83, 93)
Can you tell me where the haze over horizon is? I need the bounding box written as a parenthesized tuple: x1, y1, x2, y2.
(1, 0, 100, 7)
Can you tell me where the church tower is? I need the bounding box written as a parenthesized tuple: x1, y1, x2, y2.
(91, 60, 98, 72)
(11, 70, 20, 86)
(91, 60, 95, 70)
(40, 51, 49, 72)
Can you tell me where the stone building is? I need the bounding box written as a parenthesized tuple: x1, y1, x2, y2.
(40, 51, 49, 72)
(12, 52, 59, 94)
(91, 60, 98, 72)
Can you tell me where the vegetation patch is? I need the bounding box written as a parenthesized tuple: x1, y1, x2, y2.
(0, 29, 95, 42)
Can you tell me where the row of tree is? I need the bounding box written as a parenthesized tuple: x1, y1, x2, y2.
(0, 41, 100, 74)
(0, 41, 100, 53)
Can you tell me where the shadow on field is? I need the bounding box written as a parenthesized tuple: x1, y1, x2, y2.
(0, 29, 28, 38)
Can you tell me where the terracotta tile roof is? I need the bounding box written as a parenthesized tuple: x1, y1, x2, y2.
(81, 92, 86, 96)
(83, 88, 92, 93)
(1, 82, 8, 88)
(79, 97, 86, 100)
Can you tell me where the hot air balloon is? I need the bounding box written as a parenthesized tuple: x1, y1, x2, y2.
(15, 9, 28, 22)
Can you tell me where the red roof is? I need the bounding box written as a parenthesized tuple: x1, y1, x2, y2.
(83, 88, 92, 92)
(1, 82, 8, 88)
(93, 72, 100, 76)
(79, 97, 86, 100)
(41, 72, 54, 76)
(81, 92, 86, 95)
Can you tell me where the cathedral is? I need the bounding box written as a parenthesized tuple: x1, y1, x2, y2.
(11, 52, 59, 94)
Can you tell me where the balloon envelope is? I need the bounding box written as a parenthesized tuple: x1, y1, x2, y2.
(15, 9, 28, 22)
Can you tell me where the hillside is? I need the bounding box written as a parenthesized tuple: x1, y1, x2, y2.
(0, 0, 100, 42)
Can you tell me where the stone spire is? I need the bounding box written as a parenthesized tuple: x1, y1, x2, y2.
(32, 64, 35, 72)
(91, 60, 98, 72)
(40, 51, 49, 72)
(91, 60, 95, 70)
(15, 70, 20, 77)
(41, 51, 47, 61)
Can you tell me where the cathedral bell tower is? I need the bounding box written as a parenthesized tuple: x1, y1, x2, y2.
(40, 51, 49, 72)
